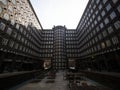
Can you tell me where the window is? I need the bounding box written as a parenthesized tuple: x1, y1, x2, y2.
(98, 33, 102, 40)
(110, 11, 116, 19)
(112, 36, 119, 44)
(95, 10, 98, 15)
(17, 35, 21, 40)
(88, 13, 91, 17)
(107, 26, 114, 34)
(9, 40, 14, 48)
(92, 14, 95, 19)
(117, 5, 120, 13)
(0, 7, 2, 14)
(98, 16, 101, 21)
(97, 44, 101, 50)
(0, 0, 7, 5)
(95, 37, 98, 42)
(16, 24, 19, 29)
(98, 4, 102, 10)
(23, 31, 26, 35)
(8, 5, 13, 12)
(89, 4, 91, 9)
(106, 4, 111, 11)
(90, 18, 92, 22)
(94, 20, 97, 25)
(102, 30, 107, 37)
(101, 42, 106, 49)
(11, 0, 16, 5)
(114, 20, 120, 29)
(2, 38, 8, 45)
(91, 9, 93, 14)
(106, 40, 111, 47)
(11, 19, 15, 25)
(12, 31, 17, 38)
(100, 23, 104, 29)
(112, 0, 118, 4)
(20, 27, 23, 33)
(101, 10, 105, 17)
(96, 0, 100, 4)
(93, 5, 96, 9)
(3, 13, 9, 20)
(92, 39, 95, 44)
(15, 43, 18, 49)
(96, 26, 100, 32)
(103, 0, 107, 4)
(19, 45, 23, 50)
(6, 28, 12, 35)
(0, 22, 6, 31)
(92, 23, 94, 28)
(93, 30, 96, 35)
(104, 18, 109, 24)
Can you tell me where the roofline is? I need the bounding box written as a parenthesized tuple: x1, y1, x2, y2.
(76, 0, 90, 30)
(27, 0, 43, 30)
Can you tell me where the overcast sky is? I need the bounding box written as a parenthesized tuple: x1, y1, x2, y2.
(30, 0, 89, 29)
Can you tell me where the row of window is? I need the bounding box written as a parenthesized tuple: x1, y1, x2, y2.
(79, 36, 119, 57)
(41, 45, 53, 48)
(0, 20, 42, 48)
(78, 12, 119, 42)
(0, 37, 39, 56)
(53, 61, 66, 63)
(66, 46, 77, 48)
(66, 34, 76, 37)
(66, 30, 76, 33)
(43, 38, 53, 40)
(66, 49, 78, 53)
(0, 0, 41, 29)
(42, 42, 53, 44)
(42, 30, 54, 33)
(77, 0, 120, 57)
(40, 54, 52, 57)
(66, 41, 77, 44)
(54, 57, 66, 59)
(0, 21, 41, 57)
(66, 38, 76, 40)
(77, 0, 120, 37)
(67, 54, 78, 57)
(79, 0, 119, 28)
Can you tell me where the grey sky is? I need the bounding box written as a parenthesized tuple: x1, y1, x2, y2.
(30, 0, 89, 29)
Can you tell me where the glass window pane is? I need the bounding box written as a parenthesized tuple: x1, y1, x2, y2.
(101, 42, 106, 48)
(106, 4, 111, 11)
(107, 26, 114, 34)
(112, 36, 119, 44)
(99, 4, 102, 10)
(0, 22, 6, 31)
(3, 13, 9, 20)
(112, 0, 118, 4)
(101, 10, 105, 17)
(117, 5, 120, 13)
(0, 7, 2, 14)
(103, 0, 107, 4)
(102, 30, 107, 37)
(100, 23, 104, 29)
(6, 28, 12, 35)
(110, 11, 116, 19)
(114, 20, 120, 29)
(2, 38, 8, 45)
(106, 40, 111, 47)
(104, 18, 109, 24)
